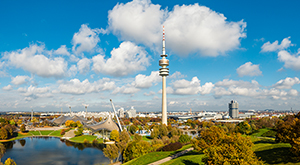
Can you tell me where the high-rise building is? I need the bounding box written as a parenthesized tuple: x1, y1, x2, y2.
(125, 106, 136, 118)
(118, 108, 124, 118)
(159, 26, 169, 125)
(229, 100, 239, 118)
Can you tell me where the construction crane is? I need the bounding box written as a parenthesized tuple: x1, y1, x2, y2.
(110, 99, 123, 132)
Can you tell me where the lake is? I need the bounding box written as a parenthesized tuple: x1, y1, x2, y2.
(1, 137, 110, 165)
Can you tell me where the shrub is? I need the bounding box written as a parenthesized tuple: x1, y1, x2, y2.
(179, 134, 191, 144)
(83, 139, 89, 144)
(158, 142, 183, 151)
(92, 139, 98, 144)
(60, 129, 66, 135)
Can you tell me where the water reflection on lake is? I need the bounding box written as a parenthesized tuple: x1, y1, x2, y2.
(2, 137, 110, 165)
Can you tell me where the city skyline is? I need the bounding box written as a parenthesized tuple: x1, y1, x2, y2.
(1, 0, 300, 112)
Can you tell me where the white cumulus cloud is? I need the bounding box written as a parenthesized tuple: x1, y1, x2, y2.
(261, 37, 292, 52)
(54, 45, 70, 56)
(11, 75, 31, 85)
(108, 0, 246, 57)
(92, 41, 150, 77)
(132, 71, 160, 88)
(77, 58, 91, 74)
(17, 85, 51, 98)
(58, 78, 116, 95)
(273, 77, 300, 89)
(4, 44, 67, 78)
(2, 84, 13, 91)
(72, 24, 102, 54)
(236, 62, 262, 77)
(171, 77, 214, 95)
(278, 50, 300, 70)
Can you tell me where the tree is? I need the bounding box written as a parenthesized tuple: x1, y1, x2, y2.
(0, 143, 5, 162)
(119, 130, 130, 143)
(110, 130, 120, 142)
(235, 121, 252, 135)
(133, 134, 142, 142)
(193, 126, 263, 165)
(65, 120, 75, 127)
(4, 158, 17, 165)
(170, 127, 181, 137)
(74, 128, 83, 136)
(150, 127, 159, 139)
(128, 125, 137, 134)
(20, 124, 25, 133)
(103, 144, 119, 164)
(17, 120, 22, 126)
(276, 114, 300, 157)
(123, 140, 151, 162)
(158, 124, 168, 137)
(75, 121, 82, 128)
(0, 128, 8, 140)
(178, 134, 191, 144)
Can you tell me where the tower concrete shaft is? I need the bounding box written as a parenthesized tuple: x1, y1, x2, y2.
(159, 26, 169, 125)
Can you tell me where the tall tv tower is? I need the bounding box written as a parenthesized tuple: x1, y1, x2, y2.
(159, 26, 169, 125)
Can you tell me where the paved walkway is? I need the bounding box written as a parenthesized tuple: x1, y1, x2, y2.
(63, 130, 75, 139)
(26, 126, 62, 131)
(148, 147, 194, 165)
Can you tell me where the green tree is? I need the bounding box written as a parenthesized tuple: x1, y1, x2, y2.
(110, 130, 120, 142)
(20, 124, 25, 133)
(119, 130, 130, 143)
(150, 127, 159, 139)
(74, 128, 83, 136)
(117, 130, 130, 155)
(193, 126, 263, 165)
(133, 134, 142, 142)
(0, 128, 8, 140)
(123, 140, 151, 162)
(178, 134, 191, 144)
(128, 125, 137, 134)
(235, 121, 252, 135)
(4, 158, 17, 165)
(158, 124, 168, 137)
(0, 143, 5, 162)
(103, 144, 119, 164)
(276, 114, 300, 157)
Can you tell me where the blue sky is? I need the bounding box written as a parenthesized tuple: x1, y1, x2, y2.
(1, 0, 300, 112)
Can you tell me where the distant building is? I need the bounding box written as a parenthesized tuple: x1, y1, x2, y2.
(229, 100, 239, 118)
(125, 106, 136, 118)
(118, 108, 124, 118)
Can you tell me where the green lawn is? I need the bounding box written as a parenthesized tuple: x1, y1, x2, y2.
(161, 150, 205, 165)
(123, 144, 193, 165)
(251, 128, 270, 137)
(253, 138, 299, 164)
(40, 130, 53, 135)
(29, 131, 41, 135)
(69, 135, 101, 143)
(49, 130, 63, 137)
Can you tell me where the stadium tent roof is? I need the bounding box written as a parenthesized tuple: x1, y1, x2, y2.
(88, 115, 120, 132)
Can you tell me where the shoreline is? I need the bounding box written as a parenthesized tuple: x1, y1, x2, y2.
(0, 133, 104, 144)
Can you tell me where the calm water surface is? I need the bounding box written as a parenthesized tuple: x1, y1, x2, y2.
(2, 137, 110, 165)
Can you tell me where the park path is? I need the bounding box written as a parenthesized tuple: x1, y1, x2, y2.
(148, 147, 194, 165)
(63, 130, 75, 139)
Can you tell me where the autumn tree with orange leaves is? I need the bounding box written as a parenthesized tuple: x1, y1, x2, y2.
(193, 126, 263, 165)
